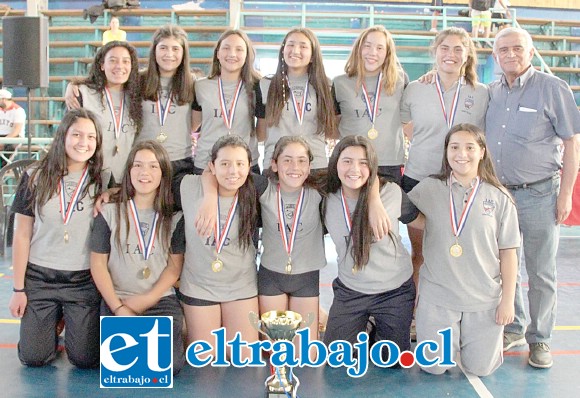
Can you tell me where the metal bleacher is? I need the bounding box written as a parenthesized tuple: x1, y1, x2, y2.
(0, 1, 578, 138)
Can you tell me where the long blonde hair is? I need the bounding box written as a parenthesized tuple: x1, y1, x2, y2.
(344, 25, 403, 96)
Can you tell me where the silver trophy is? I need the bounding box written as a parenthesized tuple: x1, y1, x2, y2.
(249, 310, 313, 398)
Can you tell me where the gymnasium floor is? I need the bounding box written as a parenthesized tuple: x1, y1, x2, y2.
(0, 226, 579, 398)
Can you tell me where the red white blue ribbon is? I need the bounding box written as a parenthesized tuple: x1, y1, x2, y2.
(128, 199, 159, 260)
(59, 166, 89, 226)
(361, 72, 382, 126)
(340, 188, 353, 233)
(218, 77, 243, 132)
(449, 175, 481, 239)
(104, 87, 125, 144)
(277, 185, 305, 259)
(215, 193, 239, 255)
(286, 76, 309, 126)
(156, 91, 172, 128)
(435, 74, 462, 129)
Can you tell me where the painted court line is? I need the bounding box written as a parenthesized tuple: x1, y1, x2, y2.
(457, 353, 494, 398)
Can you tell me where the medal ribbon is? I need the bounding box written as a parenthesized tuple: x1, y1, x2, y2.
(214, 192, 239, 255)
(59, 166, 89, 226)
(128, 199, 159, 260)
(218, 78, 243, 131)
(276, 185, 305, 259)
(286, 76, 309, 126)
(156, 90, 172, 128)
(435, 74, 462, 129)
(449, 175, 481, 239)
(361, 72, 382, 126)
(104, 87, 125, 143)
(340, 188, 353, 233)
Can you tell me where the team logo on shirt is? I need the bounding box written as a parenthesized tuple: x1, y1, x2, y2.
(464, 95, 474, 110)
(482, 199, 496, 217)
(140, 221, 150, 237)
(100, 316, 174, 388)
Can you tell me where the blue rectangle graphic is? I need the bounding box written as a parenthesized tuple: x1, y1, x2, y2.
(100, 316, 173, 388)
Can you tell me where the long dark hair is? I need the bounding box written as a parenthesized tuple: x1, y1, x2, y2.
(76, 40, 143, 133)
(208, 29, 261, 137)
(210, 135, 257, 251)
(434, 123, 512, 199)
(326, 135, 379, 270)
(265, 28, 336, 138)
(141, 24, 194, 105)
(28, 109, 103, 213)
(113, 140, 174, 253)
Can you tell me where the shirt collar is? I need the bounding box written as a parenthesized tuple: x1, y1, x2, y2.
(500, 65, 534, 88)
(450, 173, 478, 188)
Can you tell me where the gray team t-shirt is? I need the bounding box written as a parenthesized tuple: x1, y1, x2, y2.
(333, 73, 407, 167)
(79, 85, 137, 183)
(13, 169, 98, 271)
(324, 183, 417, 295)
(137, 76, 193, 162)
(408, 177, 520, 312)
(178, 175, 257, 302)
(257, 77, 328, 170)
(259, 182, 326, 274)
(90, 203, 185, 299)
(193, 77, 259, 169)
(401, 79, 488, 181)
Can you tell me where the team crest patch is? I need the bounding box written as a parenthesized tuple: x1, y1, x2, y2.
(482, 199, 496, 216)
(464, 96, 474, 110)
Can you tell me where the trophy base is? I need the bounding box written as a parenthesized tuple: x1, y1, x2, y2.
(264, 371, 299, 398)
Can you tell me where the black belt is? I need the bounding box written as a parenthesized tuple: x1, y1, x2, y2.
(504, 175, 556, 190)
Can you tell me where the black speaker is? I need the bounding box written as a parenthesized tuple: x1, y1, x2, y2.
(2, 16, 49, 88)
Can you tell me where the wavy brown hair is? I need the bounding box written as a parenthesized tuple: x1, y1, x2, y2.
(345, 25, 403, 96)
(75, 41, 143, 133)
(28, 109, 103, 215)
(326, 135, 379, 270)
(265, 28, 336, 138)
(141, 24, 194, 105)
(210, 135, 257, 251)
(112, 140, 174, 253)
(430, 27, 479, 88)
(208, 29, 261, 137)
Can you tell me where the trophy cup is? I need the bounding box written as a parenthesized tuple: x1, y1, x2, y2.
(249, 310, 312, 398)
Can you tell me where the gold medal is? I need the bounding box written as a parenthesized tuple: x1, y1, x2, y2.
(64, 230, 69, 243)
(285, 259, 292, 274)
(450, 243, 463, 257)
(142, 266, 151, 279)
(157, 132, 167, 143)
(115, 145, 119, 155)
(211, 258, 223, 273)
(367, 127, 378, 140)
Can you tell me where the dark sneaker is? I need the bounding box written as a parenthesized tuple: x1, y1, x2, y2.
(528, 343, 553, 368)
(503, 332, 526, 351)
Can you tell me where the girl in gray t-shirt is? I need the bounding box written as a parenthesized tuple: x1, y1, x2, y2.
(9, 109, 104, 368)
(192, 30, 261, 174)
(322, 135, 424, 357)
(407, 124, 519, 376)
(258, 136, 326, 345)
(177, 135, 260, 360)
(90, 140, 186, 374)
(332, 25, 408, 184)
(71, 41, 142, 186)
(255, 28, 337, 171)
